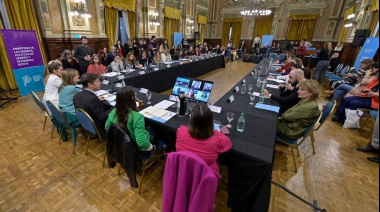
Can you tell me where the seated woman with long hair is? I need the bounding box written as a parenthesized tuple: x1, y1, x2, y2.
(125, 52, 142, 69)
(87, 54, 107, 75)
(277, 79, 321, 139)
(105, 86, 156, 152)
(58, 68, 82, 141)
(176, 104, 232, 173)
(153, 51, 163, 64)
(42, 61, 63, 114)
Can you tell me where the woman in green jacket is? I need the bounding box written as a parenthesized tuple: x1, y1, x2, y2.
(105, 86, 155, 152)
(277, 79, 321, 140)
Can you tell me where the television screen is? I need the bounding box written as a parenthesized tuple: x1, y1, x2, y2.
(171, 77, 213, 103)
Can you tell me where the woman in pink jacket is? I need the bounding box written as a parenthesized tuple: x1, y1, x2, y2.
(176, 104, 232, 174)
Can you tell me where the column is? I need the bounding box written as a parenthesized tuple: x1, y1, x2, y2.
(159, 0, 165, 37)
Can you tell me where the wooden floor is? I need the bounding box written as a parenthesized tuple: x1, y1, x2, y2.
(0, 60, 378, 211)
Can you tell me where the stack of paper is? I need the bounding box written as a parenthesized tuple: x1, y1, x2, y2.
(140, 106, 176, 123)
(154, 100, 175, 109)
(95, 90, 109, 96)
(104, 72, 118, 77)
(208, 105, 222, 113)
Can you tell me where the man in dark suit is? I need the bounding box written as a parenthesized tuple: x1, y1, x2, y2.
(74, 73, 112, 138)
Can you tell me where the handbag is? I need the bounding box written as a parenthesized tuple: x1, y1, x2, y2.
(343, 109, 364, 129)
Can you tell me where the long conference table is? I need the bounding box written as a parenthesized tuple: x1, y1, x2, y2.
(101, 56, 280, 211)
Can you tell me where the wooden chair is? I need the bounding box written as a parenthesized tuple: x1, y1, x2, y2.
(276, 113, 322, 172)
(75, 108, 106, 162)
(30, 90, 49, 131)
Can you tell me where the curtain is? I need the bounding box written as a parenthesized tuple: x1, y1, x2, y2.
(171, 19, 179, 47)
(164, 6, 180, 20)
(232, 21, 242, 48)
(371, 0, 379, 11)
(253, 15, 273, 38)
(287, 20, 303, 40)
(197, 23, 205, 44)
(369, 11, 379, 34)
(221, 22, 231, 46)
(105, 7, 118, 50)
(128, 11, 136, 39)
(103, 0, 136, 12)
(300, 19, 317, 42)
(164, 18, 172, 47)
(1, 0, 47, 90)
(338, 27, 348, 43)
(122, 10, 130, 39)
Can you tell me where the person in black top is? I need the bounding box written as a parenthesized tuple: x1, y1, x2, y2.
(286, 41, 295, 52)
(138, 50, 152, 66)
(132, 39, 139, 58)
(114, 40, 125, 57)
(313, 42, 332, 84)
(74, 36, 93, 76)
(329, 52, 341, 73)
(149, 36, 158, 58)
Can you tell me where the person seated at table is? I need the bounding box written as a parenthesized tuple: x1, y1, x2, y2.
(176, 45, 183, 53)
(107, 46, 117, 65)
(178, 50, 186, 59)
(220, 46, 226, 57)
(186, 47, 194, 56)
(42, 61, 63, 114)
(159, 39, 170, 54)
(125, 52, 142, 69)
(274, 43, 282, 54)
(326, 59, 374, 90)
(61, 50, 79, 71)
(296, 41, 306, 58)
(73, 73, 113, 138)
(58, 68, 82, 140)
(332, 73, 379, 123)
(138, 50, 152, 67)
(87, 54, 107, 75)
(230, 45, 238, 61)
(257, 45, 268, 62)
(161, 49, 172, 62)
(265, 69, 306, 113)
(302, 67, 312, 79)
(98, 50, 108, 67)
(153, 51, 163, 64)
(176, 104, 232, 174)
(185, 89, 196, 99)
(276, 79, 321, 139)
(193, 46, 202, 56)
(277, 55, 296, 74)
(105, 86, 158, 152)
(213, 45, 221, 54)
(110, 54, 124, 72)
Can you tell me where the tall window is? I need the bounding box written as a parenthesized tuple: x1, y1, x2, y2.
(228, 25, 233, 41)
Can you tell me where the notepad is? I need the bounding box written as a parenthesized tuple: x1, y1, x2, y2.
(140, 106, 176, 123)
(255, 103, 280, 113)
(208, 105, 222, 113)
(143, 106, 168, 117)
(154, 100, 175, 109)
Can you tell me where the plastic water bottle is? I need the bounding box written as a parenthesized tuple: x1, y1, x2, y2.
(240, 83, 246, 94)
(256, 77, 261, 87)
(121, 79, 126, 87)
(261, 79, 267, 91)
(259, 91, 265, 103)
(237, 113, 245, 132)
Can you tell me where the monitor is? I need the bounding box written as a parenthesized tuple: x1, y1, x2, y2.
(171, 76, 213, 103)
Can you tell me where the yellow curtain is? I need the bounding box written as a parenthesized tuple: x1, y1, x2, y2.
(164, 18, 172, 47)
(223, 17, 243, 22)
(221, 22, 231, 46)
(198, 15, 207, 24)
(253, 15, 274, 38)
(105, 7, 118, 51)
(289, 14, 319, 20)
(128, 11, 136, 39)
(300, 19, 317, 42)
(287, 20, 303, 40)
(338, 27, 348, 43)
(344, 7, 356, 20)
(371, 0, 379, 11)
(171, 19, 179, 47)
(369, 10, 379, 36)
(103, 0, 136, 12)
(196, 23, 205, 44)
(232, 22, 242, 48)
(164, 6, 180, 20)
(1, 0, 47, 89)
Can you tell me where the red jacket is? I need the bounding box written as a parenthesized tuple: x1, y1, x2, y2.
(296, 45, 306, 56)
(359, 78, 379, 109)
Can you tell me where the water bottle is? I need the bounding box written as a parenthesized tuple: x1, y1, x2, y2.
(261, 79, 267, 91)
(237, 113, 245, 132)
(240, 83, 246, 94)
(179, 91, 186, 117)
(252, 70, 257, 79)
(256, 77, 261, 87)
(259, 91, 265, 103)
(121, 79, 126, 87)
(185, 99, 189, 116)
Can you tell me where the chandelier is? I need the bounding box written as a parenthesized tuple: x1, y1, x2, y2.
(239, 0, 271, 20)
(69, 0, 92, 18)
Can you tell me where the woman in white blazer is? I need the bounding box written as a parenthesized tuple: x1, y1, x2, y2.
(42, 61, 63, 114)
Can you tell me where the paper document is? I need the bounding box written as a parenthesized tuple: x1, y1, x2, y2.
(267, 78, 285, 83)
(104, 72, 118, 77)
(154, 100, 175, 109)
(142, 106, 168, 117)
(95, 90, 109, 96)
(266, 84, 279, 89)
(255, 103, 280, 113)
(103, 94, 116, 101)
(140, 106, 176, 123)
(252, 92, 269, 98)
(208, 105, 222, 113)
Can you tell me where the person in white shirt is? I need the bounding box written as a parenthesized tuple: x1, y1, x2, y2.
(161, 50, 172, 62)
(42, 61, 63, 114)
(303, 39, 312, 48)
(253, 34, 261, 51)
(110, 54, 124, 72)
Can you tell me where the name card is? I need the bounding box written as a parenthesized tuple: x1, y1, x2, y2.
(195, 59, 198, 61)
(140, 88, 148, 94)
(102, 80, 109, 85)
(227, 95, 235, 102)
(179, 62, 183, 65)
(117, 75, 125, 80)
(166, 65, 171, 68)
(241, 79, 246, 84)
(153, 68, 159, 71)
(138, 71, 146, 75)
(233, 86, 239, 92)
(115, 83, 123, 88)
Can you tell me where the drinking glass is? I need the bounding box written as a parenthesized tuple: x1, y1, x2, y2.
(249, 93, 255, 105)
(146, 90, 152, 105)
(248, 84, 253, 94)
(189, 103, 195, 112)
(226, 112, 234, 128)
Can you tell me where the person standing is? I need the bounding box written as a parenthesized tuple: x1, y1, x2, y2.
(313, 42, 332, 84)
(149, 36, 158, 58)
(253, 34, 261, 52)
(74, 36, 93, 76)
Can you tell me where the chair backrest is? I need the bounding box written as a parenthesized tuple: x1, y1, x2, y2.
(316, 101, 337, 131)
(339, 65, 349, 76)
(310, 54, 318, 58)
(302, 113, 322, 137)
(30, 90, 49, 115)
(278, 53, 286, 61)
(270, 53, 278, 60)
(46, 100, 69, 125)
(334, 64, 343, 74)
(75, 108, 102, 139)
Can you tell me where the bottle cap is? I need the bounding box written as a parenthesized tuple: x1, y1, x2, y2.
(241, 113, 244, 116)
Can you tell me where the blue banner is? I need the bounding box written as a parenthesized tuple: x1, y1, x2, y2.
(174, 32, 182, 48)
(261, 35, 274, 47)
(354, 37, 379, 68)
(1, 29, 45, 96)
